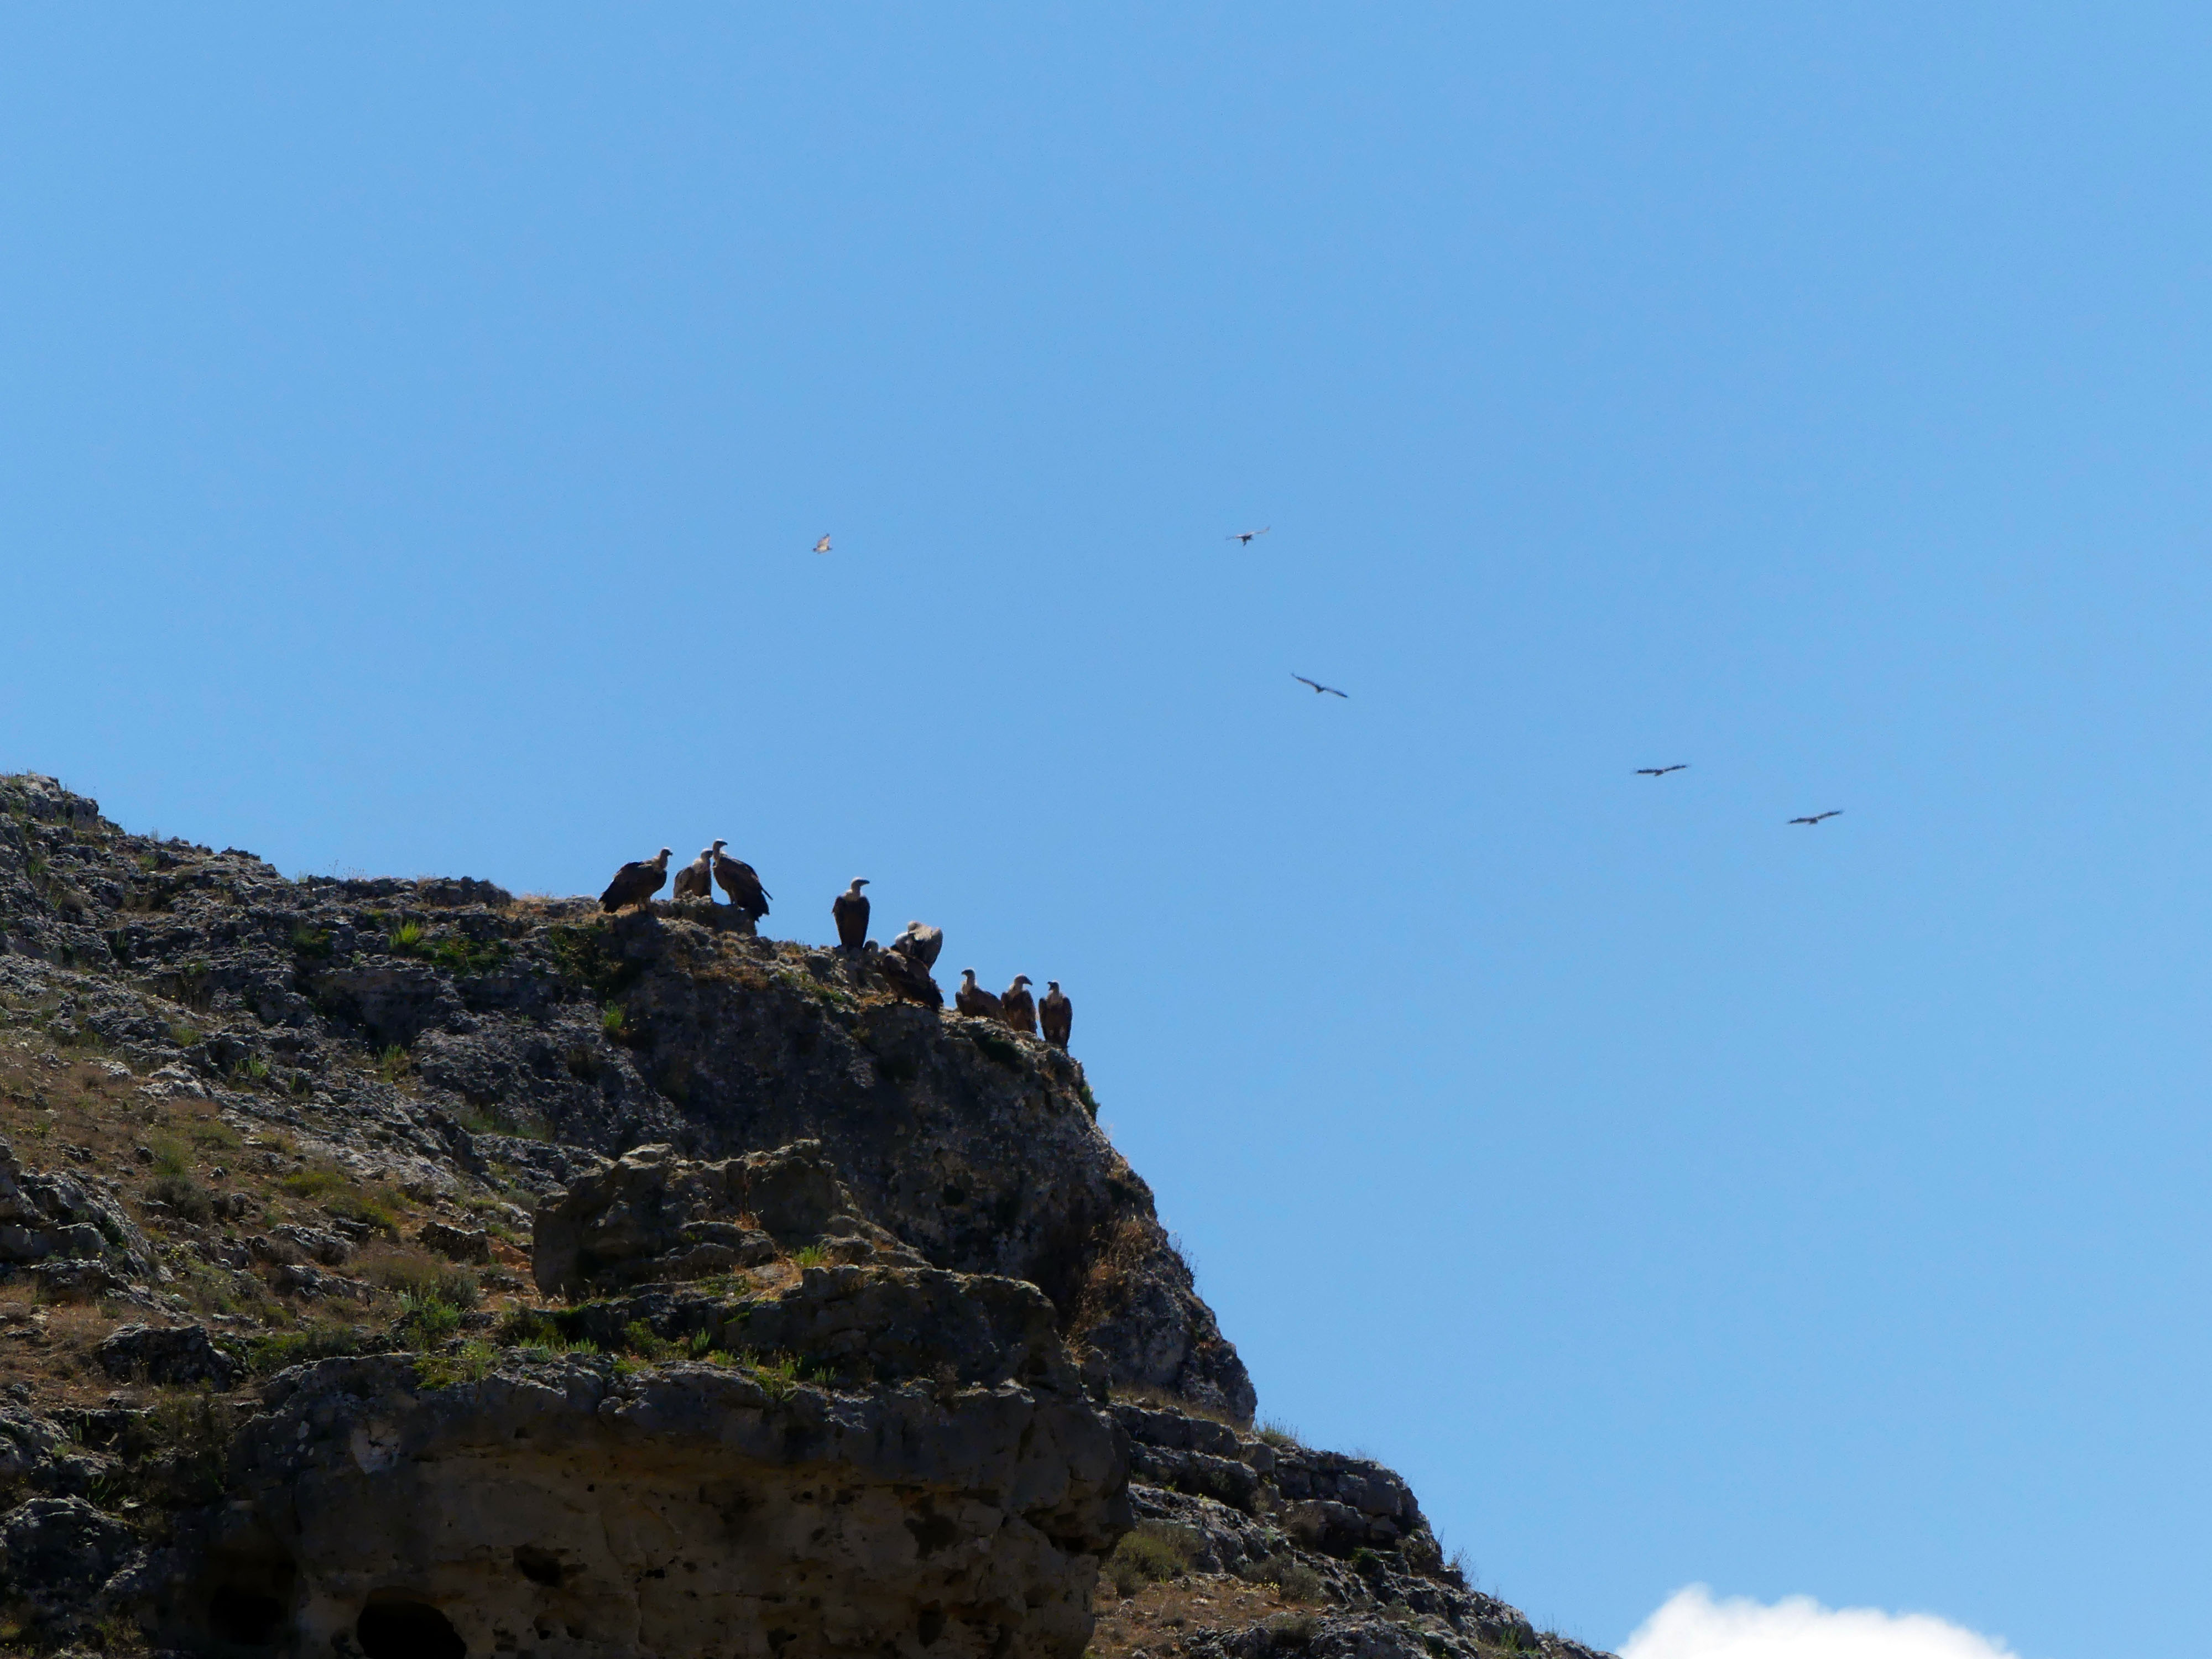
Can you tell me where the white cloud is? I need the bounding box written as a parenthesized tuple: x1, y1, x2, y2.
(1622, 1585, 2020, 1659)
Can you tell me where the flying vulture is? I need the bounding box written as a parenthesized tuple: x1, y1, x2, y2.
(1001, 974, 1037, 1036)
(1227, 526, 1271, 545)
(874, 945, 942, 1008)
(1292, 674, 1348, 698)
(599, 848, 671, 913)
(1788, 810, 1844, 826)
(833, 878, 871, 950)
(712, 843, 771, 920)
(1039, 981, 1072, 1048)
(954, 969, 1003, 1021)
(672, 844, 714, 902)
(893, 920, 944, 969)
(813, 535, 832, 555)
(1636, 765, 1689, 777)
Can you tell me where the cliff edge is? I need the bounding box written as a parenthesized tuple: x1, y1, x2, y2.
(0, 776, 1610, 1659)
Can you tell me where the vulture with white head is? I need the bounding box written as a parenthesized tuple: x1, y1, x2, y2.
(875, 945, 942, 1008)
(600, 849, 671, 914)
(893, 920, 944, 968)
(672, 845, 714, 902)
(1039, 981, 1072, 1048)
(833, 879, 871, 950)
(1001, 975, 1037, 1035)
(712, 842, 771, 920)
(954, 969, 1003, 1021)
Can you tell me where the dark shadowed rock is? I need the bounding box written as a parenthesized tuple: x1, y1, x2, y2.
(96, 1324, 237, 1389)
(0, 1496, 136, 1604)
(416, 1219, 491, 1262)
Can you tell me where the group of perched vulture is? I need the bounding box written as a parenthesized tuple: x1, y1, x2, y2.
(598, 846, 1073, 1048)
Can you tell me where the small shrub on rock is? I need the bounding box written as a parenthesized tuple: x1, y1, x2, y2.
(395, 1294, 462, 1348)
(1105, 1521, 1201, 1597)
(246, 1320, 374, 1375)
(415, 1339, 499, 1388)
(148, 1173, 213, 1223)
(364, 1247, 479, 1309)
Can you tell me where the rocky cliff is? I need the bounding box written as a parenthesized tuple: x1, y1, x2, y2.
(0, 775, 1611, 1659)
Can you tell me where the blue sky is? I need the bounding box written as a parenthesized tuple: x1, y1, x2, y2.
(5, 8, 2207, 1652)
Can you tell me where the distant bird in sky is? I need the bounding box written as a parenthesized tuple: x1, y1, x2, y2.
(1636, 764, 1689, 777)
(1227, 526, 1270, 545)
(1292, 674, 1348, 698)
(1788, 810, 1844, 825)
(812, 535, 832, 554)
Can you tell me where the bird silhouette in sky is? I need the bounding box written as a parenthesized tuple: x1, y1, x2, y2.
(1787, 810, 1844, 825)
(1292, 674, 1348, 698)
(812, 535, 832, 554)
(1227, 526, 1271, 545)
(1636, 764, 1689, 776)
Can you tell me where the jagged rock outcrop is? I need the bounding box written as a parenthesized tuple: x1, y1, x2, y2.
(1103, 1402, 1610, 1659)
(532, 1140, 923, 1295)
(0, 1135, 156, 1283)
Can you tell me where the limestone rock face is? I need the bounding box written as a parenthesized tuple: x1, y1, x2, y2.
(0, 1138, 155, 1280)
(533, 1140, 922, 1295)
(181, 1352, 1129, 1659)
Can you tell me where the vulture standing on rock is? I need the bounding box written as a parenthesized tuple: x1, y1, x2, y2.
(600, 849, 671, 913)
(1001, 975, 1037, 1035)
(833, 879, 871, 950)
(874, 945, 942, 1008)
(954, 969, 1003, 1021)
(672, 845, 714, 902)
(712, 842, 771, 920)
(1040, 981, 1072, 1048)
(893, 921, 944, 968)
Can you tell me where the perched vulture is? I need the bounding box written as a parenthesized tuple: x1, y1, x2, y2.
(672, 844, 714, 902)
(893, 920, 944, 968)
(832, 878, 871, 950)
(954, 969, 1003, 1021)
(712, 842, 772, 920)
(599, 848, 671, 913)
(874, 945, 942, 1008)
(1039, 981, 1072, 1048)
(1000, 974, 1037, 1036)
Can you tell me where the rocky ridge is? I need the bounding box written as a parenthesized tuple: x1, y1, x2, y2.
(0, 775, 1611, 1659)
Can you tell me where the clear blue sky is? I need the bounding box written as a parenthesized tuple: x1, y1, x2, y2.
(4, 9, 2205, 1653)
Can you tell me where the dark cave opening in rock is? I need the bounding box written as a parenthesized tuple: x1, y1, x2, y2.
(207, 1584, 285, 1646)
(513, 1544, 565, 1587)
(357, 1597, 467, 1659)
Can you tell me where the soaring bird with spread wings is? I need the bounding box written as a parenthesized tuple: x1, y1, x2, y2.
(812, 535, 832, 555)
(1636, 764, 1689, 777)
(1227, 526, 1270, 545)
(1788, 810, 1844, 826)
(1292, 675, 1348, 698)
